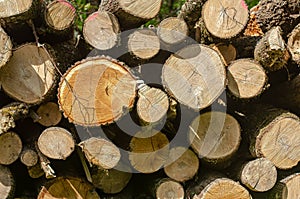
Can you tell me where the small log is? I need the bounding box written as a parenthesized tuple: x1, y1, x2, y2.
(157, 17, 188, 45)
(211, 43, 237, 66)
(287, 23, 300, 65)
(99, 0, 162, 30)
(128, 29, 160, 60)
(202, 0, 249, 39)
(254, 26, 290, 72)
(164, 147, 199, 182)
(162, 44, 226, 110)
(0, 26, 12, 68)
(0, 131, 22, 165)
(27, 163, 44, 179)
(37, 176, 100, 199)
(188, 112, 241, 168)
(0, 165, 15, 198)
(78, 137, 121, 169)
(239, 158, 277, 192)
(227, 59, 268, 99)
(137, 85, 169, 124)
(58, 56, 137, 126)
(20, 148, 38, 167)
(36, 102, 62, 127)
(44, 0, 76, 32)
(91, 166, 132, 194)
(83, 11, 120, 50)
(37, 127, 75, 160)
(0, 43, 58, 104)
(129, 130, 169, 173)
(155, 178, 185, 199)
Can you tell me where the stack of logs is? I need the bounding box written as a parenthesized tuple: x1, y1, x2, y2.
(0, 0, 300, 198)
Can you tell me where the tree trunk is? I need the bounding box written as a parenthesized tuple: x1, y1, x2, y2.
(36, 102, 62, 127)
(0, 131, 22, 165)
(0, 26, 12, 68)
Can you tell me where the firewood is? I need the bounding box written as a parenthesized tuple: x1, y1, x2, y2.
(36, 102, 62, 127)
(83, 11, 120, 50)
(164, 147, 199, 182)
(287, 23, 300, 65)
(78, 137, 121, 169)
(129, 130, 169, 173)
(155, 178, 185, 199)
(0, 26, 12, 68)
(227, 59, 268, 99)
(0, 43, 58, 104)
(0, 131, 22, 165)
(189, 112, 241, 168)
(254, 26, 290, 72)
(0, 165, 15, 198)
(37, 176, 100, 199)
(58, 56, 137, 126)
(37, 127, 75, 160)
(20, 148, 38, 167)
(202, 0, 249, 39)
(162, 44, 226, 110)
(211, 43, 236, 66)
(99, 0, 162, 30)
(269, 173, 300, 199)
(27, 163, 44, 179)
(157, 17, 188, 45)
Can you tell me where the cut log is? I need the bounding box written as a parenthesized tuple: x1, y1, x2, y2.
(202, 0, 249, 39)
(27, 163, 44, 179)
(227, 59, 268, 99)
(58, 56, 137, 126)
(78, 137, 121, 169)
(137, 85, 169, 124)
(99, 0, 162, 30)
(162, 44, 226, 110)
(239, 158, 277, 192)
(211, 43, 236, 66)
(44, 0, 76, 32)
(0, 131, 22, 165)
(20, 148, 39, 167)
(36, 102, 62, 127)
(188, 112, 241, 168)
(83, 11, 120, 50)
(157, 17, 188, 45)
(0, 26, 12, 68)
(155, 178, 185, 199)
(0, 165, 14, 198)
(280, 173, 300, 199)
(129, 130, 169, 173)
(245, 106, 300, 169)
(0, 0, 37, 22)
(37, 177, 100, 199)
(0, 43, 58, 104)
(287, 23, 300, 65)
(254, 26, 290, 72)
(37, 127, 75, 160)
(128, 29, 160, 60)
(164, 147, 199, 182)
(91, 166, 132, 194)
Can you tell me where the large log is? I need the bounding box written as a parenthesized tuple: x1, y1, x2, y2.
(269, 173, 300, 199)
(0, 26, 12, 68)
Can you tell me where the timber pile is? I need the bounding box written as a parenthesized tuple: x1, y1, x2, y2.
(0, 0, 299, 198)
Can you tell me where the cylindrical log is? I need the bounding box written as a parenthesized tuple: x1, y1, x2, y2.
(254, 26, 290, 72)
(129, 130, 169, 173)
(27, 163, 44, 179)
(211, 43, 236, 66)
(202, 0, 249, 39)
(155, 178, 185, 199)
(58, 56, 137, 126)
(99, 0, 162, 30)
(227, 59, 268, 99)
(239, 158, 277, 192)
(188, 112, 241, 168)
(37, 127, 75, 160)
(0, 165, 15, 198)
(37, 177, 100, 199)
(269, 173, 300, 199)
(36, 102, 62, 127)
(44, 0, 76, 32)
(137, 85, 169, 124)
(78, 137, 121, 169)
(0, 43, 58, 104)
(287, 23, 300, 65)
(128, 29, 160, 60)
(162, 44, 226, 110)
(20, 148, 38, 167)
(157, 17, 188, 45)
(0, 26, 12, 68)
(164, 147, 199, 182)
(0, 131, 22, 165)
(83, 11, 120, 50)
